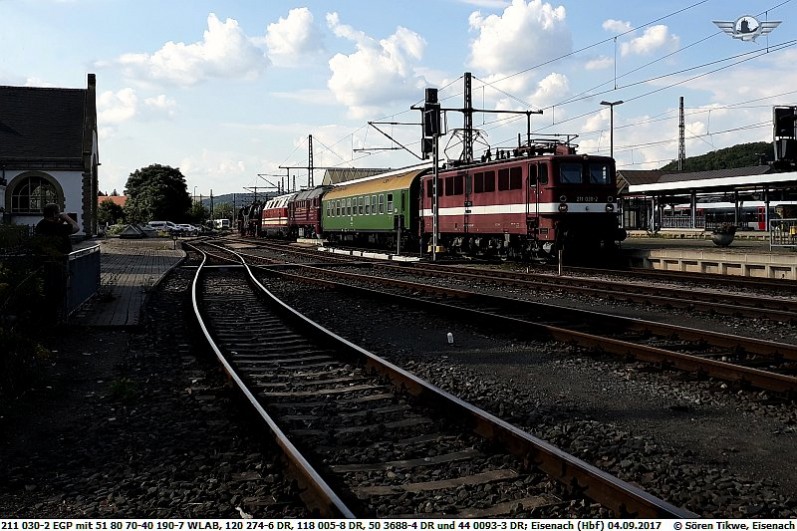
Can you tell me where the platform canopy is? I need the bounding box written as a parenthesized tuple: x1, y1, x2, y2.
(620, 166, 797, 196)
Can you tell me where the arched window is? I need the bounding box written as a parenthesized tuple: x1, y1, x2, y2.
(11, 174, 59, 213)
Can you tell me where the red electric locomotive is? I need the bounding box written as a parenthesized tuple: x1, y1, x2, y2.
(419, 139, 626, 260)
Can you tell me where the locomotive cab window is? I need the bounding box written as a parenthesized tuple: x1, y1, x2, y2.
(559, 163, 582, 184)
(589, 163, 611, 185)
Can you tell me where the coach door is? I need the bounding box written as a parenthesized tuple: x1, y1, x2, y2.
(527, 163, 541, 237)
(462, 172, 471, 236)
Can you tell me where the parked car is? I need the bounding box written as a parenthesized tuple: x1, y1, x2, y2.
(177, 223, 200, 235)
(147, 220, 180, 234)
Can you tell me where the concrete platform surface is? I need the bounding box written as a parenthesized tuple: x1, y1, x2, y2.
(69, 237, 185, 327)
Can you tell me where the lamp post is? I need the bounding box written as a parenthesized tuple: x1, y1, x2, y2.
(600, 100, 623, 159)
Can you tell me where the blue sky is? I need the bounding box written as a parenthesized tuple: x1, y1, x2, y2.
(1, 0, 795, 196)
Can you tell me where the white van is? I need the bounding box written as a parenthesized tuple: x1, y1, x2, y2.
(147, 221, 179, 233)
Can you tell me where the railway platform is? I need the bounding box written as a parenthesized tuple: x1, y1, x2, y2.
(68, 237, 185, 327)
(622, 230, 797, 280)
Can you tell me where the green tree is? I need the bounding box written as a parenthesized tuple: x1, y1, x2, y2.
(660, 142, 772, 172)
(189, 202, 209, 225)
(97, 199, 125, 226)
(123, 164, 192, 223)
(212, 202, 234, 221)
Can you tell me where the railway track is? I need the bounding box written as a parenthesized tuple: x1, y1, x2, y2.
(236, 265, 797, 396)
(186, 241, 697, 518)
(400, 263, 797, 323)
(226, 237, 797, 323)
(202, 238, 797, 394)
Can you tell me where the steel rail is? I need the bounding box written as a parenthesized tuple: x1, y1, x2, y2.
(190, 249, 356, 518)
(239, 266, 697, 518)
(265, 265, 797, 395)
(388, 263, 797, 322)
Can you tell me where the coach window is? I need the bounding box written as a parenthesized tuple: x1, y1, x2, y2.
(336, 200, 341, 216)
(559, 162, 582, 184)
(484, 171, 495, 192)
(454, 175, 464, 195)
(371, 195, 377, 214)
(538, 164, 549, 184)
(387, 193, 394, 213)
(474, 172, 484, 193)
(365, 195, 370, 214)
(498, 168, 510, 191)
(529, 164, 538, 185)
(589, 163, 610, 185)
(358, 196, 364, 215)
(346, 198, 352, 215)
(378, 194, 385, 214)
(509, 167, 522, 189)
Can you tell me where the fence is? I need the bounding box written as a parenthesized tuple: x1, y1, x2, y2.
(66, 244, 101, 316)
(0, 224, 100, 322)
(769, 218, 797, 249)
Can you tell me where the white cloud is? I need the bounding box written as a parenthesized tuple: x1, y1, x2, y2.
(467, 0, 571, 74)
(143, 94, 177, 119)
(179, 150, 248, 182)
(326, 12, 427, 119)
(265, 7, 324, 66)
(603, 19, 632, 34)
(585, 56, 614, 71)
(620, 25, 679, 57)
(98, 88, 138, 124)
(530, 72, 569, 108)
(116, 13, 268, 86)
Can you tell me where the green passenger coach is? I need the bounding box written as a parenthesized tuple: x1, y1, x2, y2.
(321, 166, 428, 248)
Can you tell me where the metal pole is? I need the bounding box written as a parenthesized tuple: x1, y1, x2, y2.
(432, 135, 439, 262)
(600, 100, 623, 159)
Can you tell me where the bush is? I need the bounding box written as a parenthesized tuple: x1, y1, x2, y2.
(0, 257, 51, 402)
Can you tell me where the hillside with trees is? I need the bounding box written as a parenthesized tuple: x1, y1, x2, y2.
(659, 142, 772, 172)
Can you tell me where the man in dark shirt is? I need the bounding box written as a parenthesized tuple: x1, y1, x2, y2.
(35, 203, 80, 323)
(36, 203, 80, 254)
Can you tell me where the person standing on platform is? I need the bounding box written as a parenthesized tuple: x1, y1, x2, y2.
(34, 203, 80, 322)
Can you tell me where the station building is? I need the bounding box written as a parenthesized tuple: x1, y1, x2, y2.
(0, 73, 99, 237)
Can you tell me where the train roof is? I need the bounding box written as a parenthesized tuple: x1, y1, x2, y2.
(293, 186, 327, 201)
(263, 192, 297, 208)
(324, 165, 430, 200)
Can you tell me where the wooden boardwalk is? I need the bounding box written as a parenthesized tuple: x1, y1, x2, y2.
(69, 237, 185, 327)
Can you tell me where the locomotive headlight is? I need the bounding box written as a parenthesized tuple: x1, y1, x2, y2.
(607, 196, 614, 203)
(559, 195, 567, 202)
(605, 203, 615, 212)
(559, 203, 569, 213)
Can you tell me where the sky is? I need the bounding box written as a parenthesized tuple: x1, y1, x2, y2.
(1, 0, 795, 197)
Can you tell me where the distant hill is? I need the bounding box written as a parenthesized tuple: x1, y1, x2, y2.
(196, 192, 275, 210)
(659, 141, 772, 172)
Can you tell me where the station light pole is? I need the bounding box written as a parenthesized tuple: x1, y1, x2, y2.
(600, 100, 623, 159)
